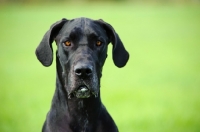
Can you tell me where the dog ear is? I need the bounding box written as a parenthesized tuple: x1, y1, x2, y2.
(96, 19, 129, 68)
(35, 18, 68, 67)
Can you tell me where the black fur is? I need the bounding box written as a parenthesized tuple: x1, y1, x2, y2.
(36, 17, 129, 132)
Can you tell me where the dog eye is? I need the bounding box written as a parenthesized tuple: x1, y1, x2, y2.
(64, 41, 71, 46)
(96, 41, 102, 46)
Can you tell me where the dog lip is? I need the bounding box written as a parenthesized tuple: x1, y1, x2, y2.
(74, 85, 91, 98)
(77, 85, 89, 90)
(68, 85, 99, 99)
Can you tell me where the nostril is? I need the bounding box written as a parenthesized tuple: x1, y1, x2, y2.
(75, 69, 82, 76)
(85, 68, 92, 75)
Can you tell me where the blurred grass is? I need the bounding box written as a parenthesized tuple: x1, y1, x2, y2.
(0, 2, 200, 132)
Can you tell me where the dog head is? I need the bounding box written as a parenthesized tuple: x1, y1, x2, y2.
(36, 17, 129, 99)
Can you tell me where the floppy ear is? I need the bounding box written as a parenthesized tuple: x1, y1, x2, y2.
(96, 19, 129, 68)
(35, 18, 68, 67)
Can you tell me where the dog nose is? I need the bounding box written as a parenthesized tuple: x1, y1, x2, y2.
(74, 65, 93, 78)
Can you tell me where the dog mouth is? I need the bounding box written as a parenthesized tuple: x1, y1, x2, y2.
(69, 85, 98, 99)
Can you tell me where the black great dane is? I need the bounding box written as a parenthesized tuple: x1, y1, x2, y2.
(36, 17, 129, 132)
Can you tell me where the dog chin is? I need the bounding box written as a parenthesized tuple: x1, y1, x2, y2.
(68, 85, 98, 99)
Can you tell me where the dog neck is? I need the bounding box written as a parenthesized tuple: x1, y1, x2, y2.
(51, 74, 102, 131)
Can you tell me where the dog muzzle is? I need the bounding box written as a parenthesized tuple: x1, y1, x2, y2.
(68, 85, 98, 99)
(75, 86, 91, 98)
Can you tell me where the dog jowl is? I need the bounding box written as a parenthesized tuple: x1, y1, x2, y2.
(36, 17, 129, 132)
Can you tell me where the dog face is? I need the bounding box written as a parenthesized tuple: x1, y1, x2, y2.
(56, 18, 109, 98)
(36, 17, 129, 99)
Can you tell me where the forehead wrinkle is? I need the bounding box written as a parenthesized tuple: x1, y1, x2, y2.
(88, 23, 108, 42)
(60, 18, 83, 34)
(59, 18, 108, 42)
(84, 22, 101, 37)
(70, 27, 82, 37)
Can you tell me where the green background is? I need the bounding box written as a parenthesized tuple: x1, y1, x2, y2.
(0, 1, 200, 132)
